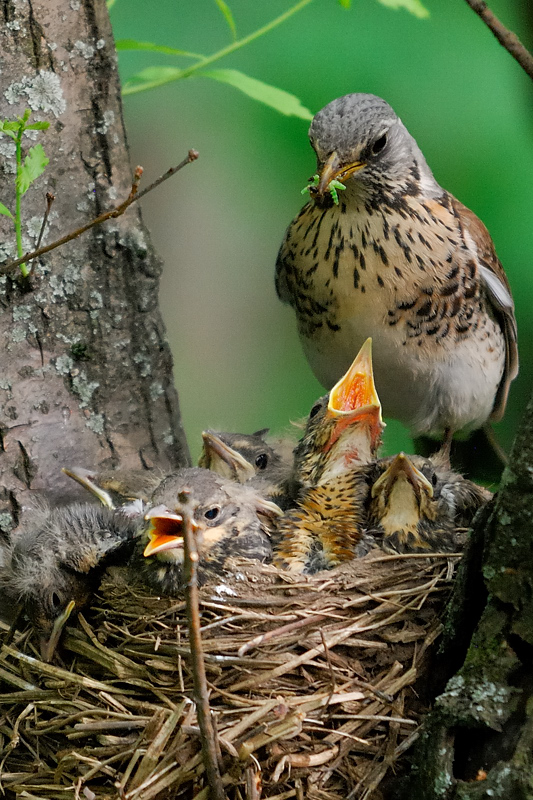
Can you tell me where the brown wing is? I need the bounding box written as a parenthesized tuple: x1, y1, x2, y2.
(451, 196, 518, 422)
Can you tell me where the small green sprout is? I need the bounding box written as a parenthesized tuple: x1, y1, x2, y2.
(0, 110, 50, 277)
(301, 174, 346, 205)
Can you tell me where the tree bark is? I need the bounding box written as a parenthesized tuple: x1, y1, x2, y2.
(393, 390, 533, 799)
(0, 0, 190, 534)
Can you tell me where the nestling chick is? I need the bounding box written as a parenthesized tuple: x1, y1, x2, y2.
(292, 338, 384, 488)
(273, 466, 373, 574)
(62, 466, 162, 514)
(367, 453, 489, 554)
(0, 504, 137, 660)
(138, 468, 282, 595)
(199, 429, 294, 507)
(273, 340, 383, 572)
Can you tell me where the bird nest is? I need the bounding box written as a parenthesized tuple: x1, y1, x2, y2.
(0, 549, 460, 800)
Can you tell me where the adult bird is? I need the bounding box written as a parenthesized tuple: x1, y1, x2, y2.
(276, 93, 518, 449)
(139, 467, 282, 594)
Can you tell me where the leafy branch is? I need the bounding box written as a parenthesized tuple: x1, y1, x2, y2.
(0, 110, 50, 277)
(116, 0, 428, 119)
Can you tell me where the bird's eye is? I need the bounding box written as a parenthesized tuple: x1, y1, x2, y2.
(50, 592, 63, 610)
(432, 473, 438, 487)
(255, 453, 268, 471)
(309, 402, 322, 419)
(204, 506, 220, 521)
(371, 134, 388, 155)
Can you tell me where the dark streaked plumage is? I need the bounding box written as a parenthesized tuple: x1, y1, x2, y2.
(139, 467, 282, 595)
(276, 92, 518, 441)
(273, 466, 373, 574)
(0, 504, 137, 660)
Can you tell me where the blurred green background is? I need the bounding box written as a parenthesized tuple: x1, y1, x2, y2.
(109, 0, 533, 465)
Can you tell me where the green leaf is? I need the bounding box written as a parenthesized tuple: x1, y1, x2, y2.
(0, 202, 13, 219)
(338, 0, 351, 7)
(17, 143, 49, 195)
(214, 0, 237, 40)
(199, 69, 313, 120)
(0, 121, 21, 135)
(122, 66, 184, 95)
(375, 0, 429, 18)
(24, 121, 50, 131)
(116, 39, 204, 59)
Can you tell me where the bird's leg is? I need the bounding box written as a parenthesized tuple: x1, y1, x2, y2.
(438, 428, 454, 469)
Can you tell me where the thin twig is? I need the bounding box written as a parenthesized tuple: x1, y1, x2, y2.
(35, 192, 55, 250)
(1, 149, 199, 275)
(181, 500, 225, 800)
(464, 0, 533, 80)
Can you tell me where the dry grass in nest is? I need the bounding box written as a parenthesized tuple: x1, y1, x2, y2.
(0, 549, 460, 799)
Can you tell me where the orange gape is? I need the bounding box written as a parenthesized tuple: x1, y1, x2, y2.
(331, 370, 373, 412)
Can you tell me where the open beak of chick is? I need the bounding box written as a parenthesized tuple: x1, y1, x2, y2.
(325, 337, 385, 452)
(143, 506, 198, 557)
(200, 431, 256, 483)
(372, 453, 434, 506)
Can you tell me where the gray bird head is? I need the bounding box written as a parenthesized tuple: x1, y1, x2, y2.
(307, 93, 438, 202)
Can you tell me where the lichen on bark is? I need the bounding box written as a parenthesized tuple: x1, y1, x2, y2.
(0, 0, 190, 528)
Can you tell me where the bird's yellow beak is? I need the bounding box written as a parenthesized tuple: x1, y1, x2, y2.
(143, 507, 195, 557)
(372, 453, 434, 503)
(316, 151, 365, 197)
(328, 338, 381, 415)
(325, 338, 384, 451)
(199, 431, 255, 482)
(41, 599, 76, 663)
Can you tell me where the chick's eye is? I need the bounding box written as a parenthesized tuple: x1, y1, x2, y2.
(309, 402, 322, 419)
(371, 133, 387, 155)
(431, 473, 438, 487)
(204, 507, 220, 521)
(255, 453, 268, 471)
(50, 592, 63, 610)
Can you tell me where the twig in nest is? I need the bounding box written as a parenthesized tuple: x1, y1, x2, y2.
(2, 149, 199, 275)
(181, 493, 225, 800)
(464, 0, 533, 80)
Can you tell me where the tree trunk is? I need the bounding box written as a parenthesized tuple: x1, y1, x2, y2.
(393, 390, 533, 799)
(0, 0, 190, 534)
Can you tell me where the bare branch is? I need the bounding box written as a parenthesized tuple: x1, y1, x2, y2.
(1, 149, 199, 276)
(464, 0, 533, 80)
(181, 499, 225, 800)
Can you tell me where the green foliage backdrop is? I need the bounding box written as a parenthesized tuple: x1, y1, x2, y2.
(109, 0, 533, 465)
